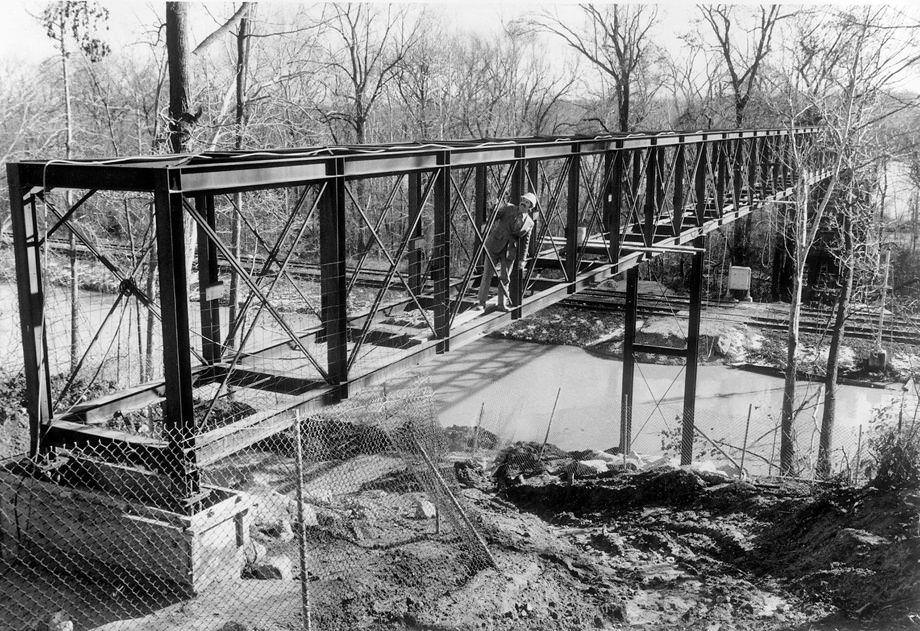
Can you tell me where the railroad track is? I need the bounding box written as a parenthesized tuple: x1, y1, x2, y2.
(561, 287, 920, 347)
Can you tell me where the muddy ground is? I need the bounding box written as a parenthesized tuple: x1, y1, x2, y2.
(287, 455, 918, 631)
(5, 442, 919, 631)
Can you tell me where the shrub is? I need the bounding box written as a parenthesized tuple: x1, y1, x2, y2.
(867, 395, 920, 491)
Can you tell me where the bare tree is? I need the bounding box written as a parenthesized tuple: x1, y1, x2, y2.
(778, 6, 920, 475)
(41, 0, 110, 373)
(698, 5, 787, 127)
(320, 4, 423, 144)
(532, 5, 658, 132)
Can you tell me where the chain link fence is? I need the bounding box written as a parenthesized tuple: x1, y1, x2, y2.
(0, 385, 496, 631)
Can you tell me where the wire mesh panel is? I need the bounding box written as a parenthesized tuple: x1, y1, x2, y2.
(0, 385, 494, 631)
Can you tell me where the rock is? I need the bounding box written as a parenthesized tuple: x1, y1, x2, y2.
(577, 460, 610, 475)
(244, 540, 267, 565)
(249, 491, 293, 529)
(590, 531, 628, 556)
(275, 519, 295, 542)
(35, 611, 73, 631)
(687, 462, 733, 486)
(454, 460, 487, 487)
(363, 489, 388, 500)
(415, 498, 437, 519)
(635, 467, 706, 505)
(836, 528, 890, 548)
(296, 504, 318, 528)
(316, 506, 345, 528)
(305, 488, 334, 505)
(242, 555, 293, 580)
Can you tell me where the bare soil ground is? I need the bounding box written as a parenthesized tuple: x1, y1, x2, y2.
(5, 443, 919, 631)
(265, 458, 919, 631)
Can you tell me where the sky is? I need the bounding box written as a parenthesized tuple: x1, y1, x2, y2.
(0, 1, 700, 67)
(2, 1, 919, 94)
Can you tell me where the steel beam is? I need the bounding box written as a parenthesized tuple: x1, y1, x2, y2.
(474, 165, 487, 283)
(620, 265, 639, 453)
(153, 174, 199, 503)
(196, 194, 222, 363)
(320, 159, 349, 399)
(408, 172, 423, 295)
(8, 164, 51, 456)
(434, 153, 451, 353)
(681, 236, 705, 466)
(643, 144, 659, 245)
(510, 148, 525, 317)
(565, 146, 580, 289)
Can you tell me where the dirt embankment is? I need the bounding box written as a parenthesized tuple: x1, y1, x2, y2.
(493, 450, 920, 630)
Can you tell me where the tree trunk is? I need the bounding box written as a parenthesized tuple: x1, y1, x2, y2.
(780, 181, 809, 475)
(165, 2, 197, 282)
(817, 218, 854, 478)
(227, 12, 250, 350)
(59, 19, 79, 374)
(780, 268, 802, 475)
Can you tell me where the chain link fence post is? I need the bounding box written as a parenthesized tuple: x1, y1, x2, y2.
(293, 411, 313, 631)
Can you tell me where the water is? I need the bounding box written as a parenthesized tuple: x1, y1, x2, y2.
(1, 281, 905, 473)
(388, 338, 902, 472)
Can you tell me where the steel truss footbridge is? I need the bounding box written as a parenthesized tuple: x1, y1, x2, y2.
(7, 126, 831, 505)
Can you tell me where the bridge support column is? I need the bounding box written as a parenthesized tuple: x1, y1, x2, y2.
(320, 159, 349, 400)
(8, 164, 51, 457)
(408, 172, 423, 296)
(681, 236, 705, 465)
(434, 153, 451, 353)
(474, 165, 486, 285)
(154, 175, 200, 505)
(511, 147, 525, 318)
(196, 193, 222, 364)
(619, 265, 639, 453)
(565, 145, 581, 291)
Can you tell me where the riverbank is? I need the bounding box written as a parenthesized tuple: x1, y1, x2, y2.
(490, 302, 920, 385)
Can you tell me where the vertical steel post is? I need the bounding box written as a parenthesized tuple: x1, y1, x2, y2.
(748, 137, 759, 203)
(643, 143, 659, 245)
(196, 193, 222, 363)
(433, 153, 451, 352)
(783, 133, 793, 186)
(681, 235, 705, 466)
(320, 160, 348, 399)
(620, 265, 639, 453)
(716, 139, 728, 217)
(695, 143, 708, 225)
(474, 165, 487, 282)
(407, 172, 423, 296)
(607, 147, 622, 263)
(760, 136, 772, 196)
(510, 148, 525, 317)
(8, 164, 51, 456)
(154, 173, 199, 503)
(732, 139, 743, 210)
(565, 145, 581, 290)
(672, 142, 686, 232)
(527, 158, 539, 270)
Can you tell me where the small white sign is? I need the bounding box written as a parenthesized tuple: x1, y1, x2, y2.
(728, 266, 751, 291)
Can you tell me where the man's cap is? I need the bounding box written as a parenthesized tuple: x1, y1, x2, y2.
(521, 192, 538, 207)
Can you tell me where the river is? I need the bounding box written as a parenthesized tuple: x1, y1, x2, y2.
(387, 338, 902, 475)
(0, 282, 905, 475)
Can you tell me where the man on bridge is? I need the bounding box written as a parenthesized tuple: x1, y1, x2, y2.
(476, 192, 537, 312)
